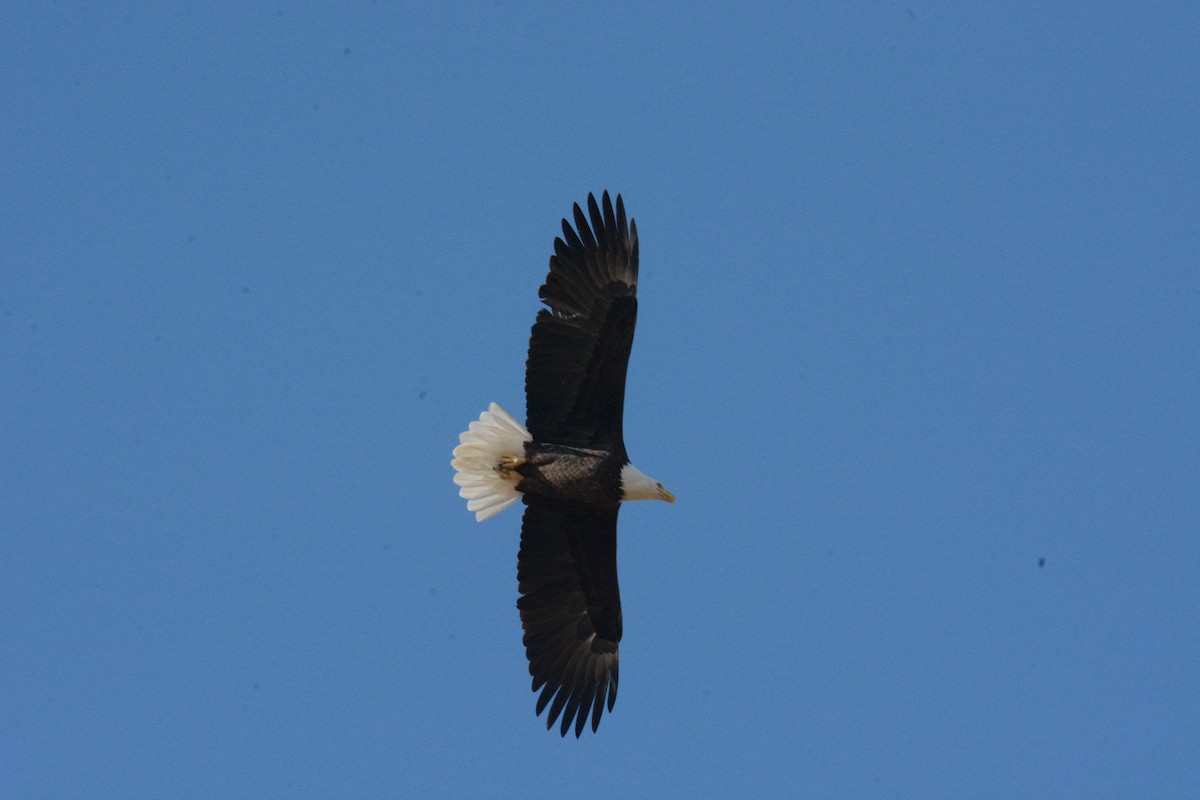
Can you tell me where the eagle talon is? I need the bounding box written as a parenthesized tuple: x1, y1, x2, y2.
(496, 455, 525, 478)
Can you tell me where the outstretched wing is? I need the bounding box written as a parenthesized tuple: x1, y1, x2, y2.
(516, 495, 622, 737)
(525, 191, 638, 451)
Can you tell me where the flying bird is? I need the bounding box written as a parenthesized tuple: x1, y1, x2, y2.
(452, 191, 674, 737)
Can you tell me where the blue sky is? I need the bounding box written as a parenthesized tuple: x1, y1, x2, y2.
(3, 3, 1198, 797)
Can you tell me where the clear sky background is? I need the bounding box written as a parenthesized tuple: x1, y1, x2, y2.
(3, 3, 1198, 798)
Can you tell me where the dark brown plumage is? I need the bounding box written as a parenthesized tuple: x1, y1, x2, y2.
(452, 191, 672, 737)
(517, 497, 621, 737)
(517, 192, 637, 736)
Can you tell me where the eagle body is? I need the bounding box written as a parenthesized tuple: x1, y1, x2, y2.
(452, 192, 672, 737)
(515, 444, 624, 506)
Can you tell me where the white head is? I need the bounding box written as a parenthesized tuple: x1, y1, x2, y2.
(620, 463, 675, 503)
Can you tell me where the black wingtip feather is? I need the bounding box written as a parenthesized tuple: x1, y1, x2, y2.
(609, 662, 619, 710)
(601, 192, 617, 248)
(573, 203, 596, 249)
(560, 653, 592, 736)
(586, 194, 603, 248)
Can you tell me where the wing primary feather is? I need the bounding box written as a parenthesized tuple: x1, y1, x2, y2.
(560, 651, 593, 736)
(570, 663, 597, 738)
(573, 202, 597, 249)
(628, 221, 639, 286)
(587, 194, 604, 250)
(615, 194, 629, 246)
(601, 191, 617, 250)
(535, 681, 557, 714)
(560, 219, 584, 252)
(546, 645, 585, 728)
(590, 678, 607, 732)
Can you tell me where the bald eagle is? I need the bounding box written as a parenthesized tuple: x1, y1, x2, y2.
(452, 191, 674, 737)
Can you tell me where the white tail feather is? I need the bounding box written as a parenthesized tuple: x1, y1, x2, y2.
(451, 403, 531, 521)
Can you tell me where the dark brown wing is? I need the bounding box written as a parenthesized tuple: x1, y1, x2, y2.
(516, 495, 622, 737)
(525, 191, 638, 451)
